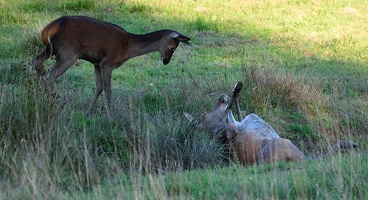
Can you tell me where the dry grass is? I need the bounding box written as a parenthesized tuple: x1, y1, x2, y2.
(242, 65, 322, 113)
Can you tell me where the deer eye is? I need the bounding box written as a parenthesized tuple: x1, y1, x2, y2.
(221, 97, 228, 104)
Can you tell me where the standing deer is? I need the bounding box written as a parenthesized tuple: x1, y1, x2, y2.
(33, 15, 190, 116)
(186, 83, 358, 165)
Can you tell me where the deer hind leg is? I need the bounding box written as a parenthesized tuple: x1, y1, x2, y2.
(47, 52, 77, 93)
(33, 46, 52, 76)
(86, 65, 103, 116)
(258, 138, 305, 164)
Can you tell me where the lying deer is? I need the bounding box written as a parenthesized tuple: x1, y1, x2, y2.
(33, 16, 190, 116)
(186, 83, 358, 165)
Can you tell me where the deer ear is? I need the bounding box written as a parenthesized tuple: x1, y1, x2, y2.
(183, 112, 194, 122)
(172, 33, 191, 45)
(217, 94, 230, 105)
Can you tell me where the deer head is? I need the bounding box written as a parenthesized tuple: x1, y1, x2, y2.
(184, 94, 230, 144)
(158, 32, 191, 65)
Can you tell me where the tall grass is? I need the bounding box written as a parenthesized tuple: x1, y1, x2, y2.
(69, 150, 367, 199)
(240, 66, 326, 148)
(0, 60, 225, 198)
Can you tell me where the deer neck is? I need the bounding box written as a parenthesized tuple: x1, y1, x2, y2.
(203, 122, 228, 144)
(126, 30, 167, 59)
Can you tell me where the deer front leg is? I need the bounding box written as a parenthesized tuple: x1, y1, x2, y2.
(226, 109, 239, 155)
(101, 67, 114, 116)
(227, 109, 237, 124)
(86, 65, 103, 116)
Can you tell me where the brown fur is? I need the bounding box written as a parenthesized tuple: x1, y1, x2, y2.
(197, 94, 357, 165)
(33, 16, 190, 115)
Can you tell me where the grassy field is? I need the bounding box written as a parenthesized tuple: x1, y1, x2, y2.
(0, 0, 367, 199)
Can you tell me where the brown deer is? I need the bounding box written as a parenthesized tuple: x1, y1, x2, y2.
(186, 83, 358, 165)
(33, 15, 190, 116)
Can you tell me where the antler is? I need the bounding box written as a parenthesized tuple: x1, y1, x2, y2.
(227, 82, 243, 121)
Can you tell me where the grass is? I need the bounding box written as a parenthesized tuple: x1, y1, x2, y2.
(69, 151, 367, 199)
(0, 0, 367, 199)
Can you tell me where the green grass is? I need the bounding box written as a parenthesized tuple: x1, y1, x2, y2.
(69, 151, 367, 199)
(0, 0, 367, 199)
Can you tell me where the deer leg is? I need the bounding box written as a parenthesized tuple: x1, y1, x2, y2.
(101, 67, 114, 115)
(86, 65, 103, 116)
(226, 109, 237, 124)
(86, 65, 103, 115)
(47, 54, 77, 91)
(47, 54, 77, 93)
(234, 98, 242, 121)
(33, 47, 52, 76)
